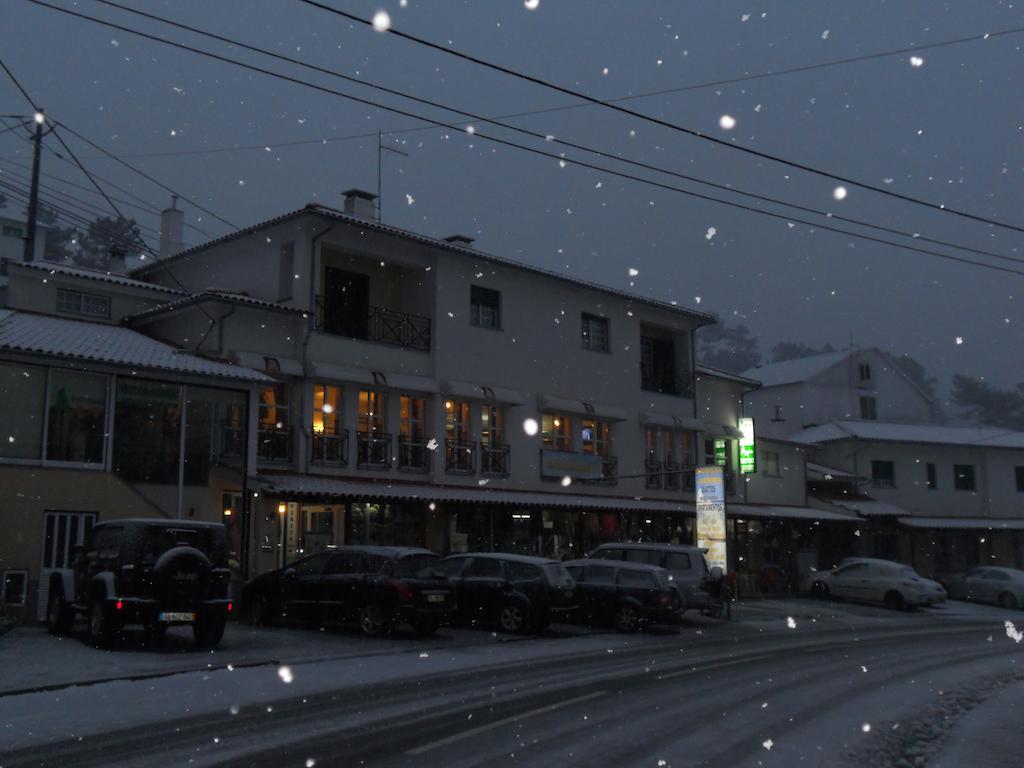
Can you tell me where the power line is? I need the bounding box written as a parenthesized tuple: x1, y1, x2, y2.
(299, 0, 1024, 236)
(0, 119, 32, 137)
(20, 1, 1024, 277)
(78, 0, 1024, 267)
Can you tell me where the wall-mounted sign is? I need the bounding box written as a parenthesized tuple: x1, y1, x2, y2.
(695, 465, 727, 571)
(540, 450, 604, 480)
(738, 417, 756, 474)
(714, 439, 727, 466)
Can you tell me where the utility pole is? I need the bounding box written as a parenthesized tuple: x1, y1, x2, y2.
(376, 130, 408, 223)
(23, 110, 46, 263)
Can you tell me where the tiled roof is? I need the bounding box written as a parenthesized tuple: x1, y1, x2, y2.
(123, 290, 307, 324)
(791, 420, 1024, 449)
(740, 350, 850, 387)
(130, 204, 716, 325)
(696, 365, 762, 387)
(0, 309, 272, 382)
(5, 259, 185, 295)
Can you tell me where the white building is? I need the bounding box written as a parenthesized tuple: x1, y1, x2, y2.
(0, 214, 46, 265)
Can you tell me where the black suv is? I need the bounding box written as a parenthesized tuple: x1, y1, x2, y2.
(562, 559, 678, 632)
(440, 553, 577, 634)
(46, 519, 233, 648)
(242, 546, 454, 637)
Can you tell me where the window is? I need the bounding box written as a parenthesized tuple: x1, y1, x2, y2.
(358, 390, 385, 434)
(446, 400, 470, 443)
(624, 549, 661, 566)
(0, 361, 45, 460)
(294, 553, 331, 576)
(2, 224, 24, 238)
(313, 384, 342, 436)
(763, 450, 781, 477)
(541, 413, 571, 451)
(641, 333, 676, 394)
(112, 379, 182, 484)
(45, 369, 108, 464)
(581, 313, 609, 352)
(954, 464, 976, 491)
(481, 405, 504, 448)
(585, 564, 617, 584)
(704, 439, 717, 466)
(927, 462, 937, 490)
(1016, 466, 1024, 492)
(618, 570, 656, 588)
(399, 395, 427, 471)
(580, 419, 609, 456)
(2, 570, 27, 607)
(665, 552, 692, 571)
(645, 428, 661, 488)
(871, 460, 896, 489)
(258, 382, 292, 462)
(277, 242, 295, 301)
(506, 561, 542, 582)
(466, 557, 503, 578)
(357, 390, 388, 468)
(470, 285, 501, 329)
(56, 288, 110, 319)
(859, 396, 877, 420)
(859, 362, 872, 381)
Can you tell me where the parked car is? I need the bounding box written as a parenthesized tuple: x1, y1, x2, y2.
(562, 559, 678, 632)
(243, 546, 454, 636)
(440, 553, 577, 634)
(937, 567, 1024, 609)
(587, 542, 710, 612)
(45, 519, 233, 648)
(808, 557, 946, 610)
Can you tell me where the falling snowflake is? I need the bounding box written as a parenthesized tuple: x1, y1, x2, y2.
(524, 0, 539, 8)
(278, 666, 294, 684)
(1006, 620, 1024, 643)
(561, 476, 572, 487)
(628, 268, 639, 277)
(718, 114, 736, 130)
(419, 651, 430, 658)
(832, 186, 848, 201)
(741, 13, 751, 21)
(523, 418, 539, 436)
(372, 10, 391, 32)
(694, 296, 701, 304)
(705, 227, 717, 240)
(426, 438, 439, 451)
(955, 336, 964, 345)
(465, 125, 475, 135)
(306, 760, 317, 768)
(762, 739, 774, 751)
(862, 723, 872, 733)
(909, 55, 924, 68)
(786, 616, 797, 629)
(821, 30, 830, 39)
(602, 67, 609, 75)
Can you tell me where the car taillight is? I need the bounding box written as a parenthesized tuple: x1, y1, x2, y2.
(115, 600, 125, 611)
(390, 580, 414, 601)
(227, 602, 233, 613)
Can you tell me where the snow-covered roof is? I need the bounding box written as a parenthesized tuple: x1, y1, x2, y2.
(740, 350, 850, 387)
(124, 290, 307, 324)
(5, 259, 185, 295)
(131, 204, 716, 325)
(791, 420, 1024, 449)
(806, 461, 863, 480)
(0, 308, 272, 383)
(696, 364, 762, 388)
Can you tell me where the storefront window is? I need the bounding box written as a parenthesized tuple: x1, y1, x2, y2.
(113, 379, 181, 484)
(0, 361, 45, 460)
(44, 369, 107, 464)
(541, 413, 570, 451)
(348, 501, 423, 547)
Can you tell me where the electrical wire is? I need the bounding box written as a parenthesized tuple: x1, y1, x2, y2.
(298, 0, 1024, 236)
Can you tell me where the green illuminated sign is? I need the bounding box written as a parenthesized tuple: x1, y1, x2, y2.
(739, 417, 756, 474)
(714, 439, 727, 466)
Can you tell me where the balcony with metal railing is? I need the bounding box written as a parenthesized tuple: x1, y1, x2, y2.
(682, 464, 697, 491)
(446, 439, 476, 475)
(311, 429, 349, 467)
(645, 459, 663, 489)
(357, 432, 392, 470)
(257, 426, 293, 464)
(398, 437, 430, 473)
(315, 296, 431, 352)
(663, 461, 681, 490)
(481, 443, 510, 477)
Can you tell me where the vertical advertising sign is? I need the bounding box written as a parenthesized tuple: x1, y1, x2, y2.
(695, 465, 727, 571)
(714, 439, 727, 466)
(738, 417, 756, 474)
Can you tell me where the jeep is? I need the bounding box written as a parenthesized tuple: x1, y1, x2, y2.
(45, 518, 234, 648)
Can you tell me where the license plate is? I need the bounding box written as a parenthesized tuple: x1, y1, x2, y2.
(159, 611, 195, 622)
(426, 594, 445, 603)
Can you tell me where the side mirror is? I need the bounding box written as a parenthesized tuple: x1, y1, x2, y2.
(709, 566, 724, 582)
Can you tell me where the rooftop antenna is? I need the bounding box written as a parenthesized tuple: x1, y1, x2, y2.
(377, 130, 408, 223)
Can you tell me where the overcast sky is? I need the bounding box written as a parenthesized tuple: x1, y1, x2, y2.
(2, 0, 1022, 390)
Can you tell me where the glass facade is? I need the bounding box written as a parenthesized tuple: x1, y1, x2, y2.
(112, 379, 182, 484)
(0, 361, 45, 460)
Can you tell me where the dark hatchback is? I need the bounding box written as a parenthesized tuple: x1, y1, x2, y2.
(563, 559, 678, 632)
(440, 553, 577, 634)
(242, 546, 454, 636)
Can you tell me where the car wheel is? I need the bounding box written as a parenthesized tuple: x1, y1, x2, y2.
(883, 591, 906, 611)
(194, 615, 227, 648)
(46, 587, 73, 636)
(811, 581, 830, 600)
(613, 604, 640, 633)
(87, 600, 116, 648)
(498, 601, 529, 634)
(359, 604, 389, 637)
(998, 592, 1018, 610)
(250, 594, 275, 627)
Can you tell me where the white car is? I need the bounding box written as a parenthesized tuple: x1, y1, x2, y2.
(941, 567, 1024, 609)
(808, 558, 946, 610)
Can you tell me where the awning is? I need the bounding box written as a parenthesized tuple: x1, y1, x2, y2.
(807, 462, 862, 480)
(378, 372, 438, 393)
(640, 412, 707, 431)
(832, 500, 908, 517)
(234, 351, 304, 376)
(705, 424, 744, 439)
(309, 362, 377, 386)
(729, 504, 861, 523)
(257, 473, 695, 513)
(539, 394, 627, 421)
(898, 517, 1024, 531)
(310, 364, 436, 392)
(442, 379, 525, 404)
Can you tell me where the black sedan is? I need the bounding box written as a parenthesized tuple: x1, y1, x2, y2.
(562, 559, 678, 632)
(242, 546, 454, 636)
(440, 553, 577, 634)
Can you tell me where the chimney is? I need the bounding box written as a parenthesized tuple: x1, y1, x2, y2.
(342, 189, 378, 221)
(159, 195, 185, 259)
(443, 234, 475, 248)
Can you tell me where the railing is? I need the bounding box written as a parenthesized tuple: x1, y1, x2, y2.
(446, 439, 476, 474)
(640, 365, 694, 398)
(645, 459, 663, 489)
(872, 477, 896, 489)
(481, 443, 510, 477)
(257, 426, 292, 463)
(398, 437, 430, 473)
(663, 461, 681, 490)
(311, 429, 349, 466)
(597, 455, 618, 486)
(681, 464, 697, 491)
(357, 432, 392, 469)
(315, 296, 431, 352)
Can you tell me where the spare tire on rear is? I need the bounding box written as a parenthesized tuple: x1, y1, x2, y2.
(153, 546, 211, 611)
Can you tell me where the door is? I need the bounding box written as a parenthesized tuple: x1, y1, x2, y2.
(323, 267, 370, 339)
(962, 568, 988, 601)
(830, 563, 869, 601)
(321, 551, 366, 622)
(36, 511, 96, 620)
(282, 552, 330, 621)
